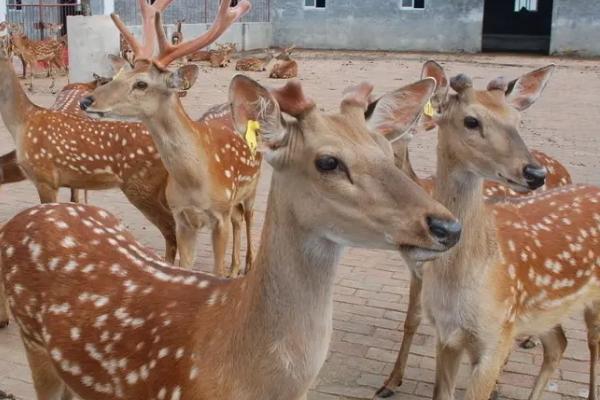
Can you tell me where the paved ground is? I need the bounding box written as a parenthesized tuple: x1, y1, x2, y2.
(1, 51, 600, 400)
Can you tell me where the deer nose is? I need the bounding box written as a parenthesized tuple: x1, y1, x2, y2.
(523, 164, 546, 190)
(79, 96, 95, 111)
(427, 216, 462, 248)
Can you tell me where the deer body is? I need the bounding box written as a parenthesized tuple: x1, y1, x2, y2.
(2, 75, 462, 400)
(0, 54, 178, 262)
(417, 67, 600, 400)
(375, 62, 573, 399)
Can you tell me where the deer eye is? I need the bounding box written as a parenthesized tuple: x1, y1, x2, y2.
(134, 81, 148, 90)
(464, 116, 480, 129)
(315, 156, 339, 172)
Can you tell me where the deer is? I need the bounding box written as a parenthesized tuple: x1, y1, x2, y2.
(9, 28, 66, 93)
(235, 49, 274, 72)
(269, 45, 298, 79)
(383, 64, 600, 400)
(80, 0, 263, 276)
(171, 19, 184, 45)
(0, 73, 464, 400)
(373, 62, 576, 400)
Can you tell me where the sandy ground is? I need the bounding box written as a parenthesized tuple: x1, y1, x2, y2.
(0, 50, 599, 399)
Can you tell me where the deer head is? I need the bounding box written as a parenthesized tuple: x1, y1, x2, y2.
(422, 60, 554, 192)
(81, 0, 250, 118)
(229, 76, 461, 262)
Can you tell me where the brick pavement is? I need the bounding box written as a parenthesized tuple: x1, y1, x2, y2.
(1, 51, 600, 399)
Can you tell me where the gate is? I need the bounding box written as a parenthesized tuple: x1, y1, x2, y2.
(6, 0, 82, 40)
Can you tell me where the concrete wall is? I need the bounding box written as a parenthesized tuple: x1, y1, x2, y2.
(0, 0, 6, 22)
(67, 18, 271, 81)
(270, 0, 484, 52)
(68, 15, 120, 82)
(127, 22, 272, 52)
(550, 0, 600, 56)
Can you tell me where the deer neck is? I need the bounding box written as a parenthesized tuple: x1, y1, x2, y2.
(141, 95, 207, 186)
(432, 126, 498, 279)
(0, 58, 37, 139)
(235, 173, 341, 384)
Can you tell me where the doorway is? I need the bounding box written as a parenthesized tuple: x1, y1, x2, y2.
(482, 0, 554, 54)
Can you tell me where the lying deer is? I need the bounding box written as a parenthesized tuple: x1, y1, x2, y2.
(0, 75, 462, 400)
(269, 46, 298, 79)
(374, 62, 574, 399)
(81, 0, 261, 276)
(411, 67, 600, 400)
(235, 50, 274, 72)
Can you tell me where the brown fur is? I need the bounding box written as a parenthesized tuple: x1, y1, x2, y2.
(0, 76, 459, 400)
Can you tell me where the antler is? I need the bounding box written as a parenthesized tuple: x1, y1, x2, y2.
(154, 0, 251, 69)
(110, 0, 174, 61)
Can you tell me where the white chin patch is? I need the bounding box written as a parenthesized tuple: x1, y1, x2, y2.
(87, 112, 141, 123)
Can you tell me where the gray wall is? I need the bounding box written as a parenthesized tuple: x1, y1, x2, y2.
(270, 0, 483, 52)
(550, 0, 600, 56)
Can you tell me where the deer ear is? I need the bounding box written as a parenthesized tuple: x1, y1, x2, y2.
(167, 64, 199, 91)
(506, 65, 555, 111)
(367, 78, 436, 143)
(107, 54, 130, 73)
(421, 60, 449, 110)
(229, 75, 287, 159)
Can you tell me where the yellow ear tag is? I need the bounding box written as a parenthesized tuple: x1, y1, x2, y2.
(245, 120, 260, 156)
(423, 100, 434, 118)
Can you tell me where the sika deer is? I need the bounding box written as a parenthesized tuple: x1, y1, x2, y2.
(375, 62, 574, 400)
(81, 0, 261, 276)
(412, 67, 600, 400)
(0, 75, 461, 400)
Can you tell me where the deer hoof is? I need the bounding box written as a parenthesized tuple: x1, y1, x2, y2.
(519, 337, 538, 349)
(0, 319, 9, 329)
(374, 386, 396, 399)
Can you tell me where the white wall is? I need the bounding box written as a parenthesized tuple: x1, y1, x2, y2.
(0, 0, 6, 22)
(68, 15, 120, 82)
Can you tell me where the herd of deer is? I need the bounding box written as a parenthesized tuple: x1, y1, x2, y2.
(0, 1, 598, 400)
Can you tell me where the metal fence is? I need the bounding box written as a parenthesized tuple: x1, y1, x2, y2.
(114, 0, 270, 26)
(6, 2, 82, 40)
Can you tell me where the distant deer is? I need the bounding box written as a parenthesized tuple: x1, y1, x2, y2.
(0, 74, 462, 400)
(235, 49, 274, 71)
(82, 0, 262, 276)
(373, 62, 574, 399)
(269, 45, 298, 79)
(9, 28, 66, 92)
(171, 18, 184, 45)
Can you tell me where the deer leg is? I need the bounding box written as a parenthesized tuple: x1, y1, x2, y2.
(84, 190, 89, 204)
(24, 342, 73, 400)
(70, 189, 80, 203)
(528, 325, 567, 400)
(432, 340, 463, 400)
(230, 206, 243, 277)
(375, 270, 423, 399)
(175, 213, 199, 269)
(0, 279, 9, 328)
(243, 199, 255, 274)
(464, 333, 513, 400)
(585, 303, 600, 400)
(36, 183, 58, 203)
(211, 213, 231, 277)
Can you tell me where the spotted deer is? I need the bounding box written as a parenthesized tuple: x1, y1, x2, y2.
(374, 62, 574, 399)
(0, 75, 462, 400)
(9, 27, 66, 92)
(235, 50, 274, 72)
(389, 66, 600, 400)
(0, 44, 181, 262)
(81, 0, 262, 276)
(269, 46, 298, 79)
